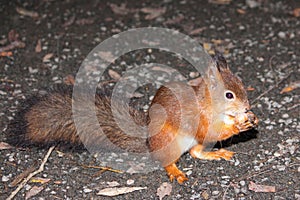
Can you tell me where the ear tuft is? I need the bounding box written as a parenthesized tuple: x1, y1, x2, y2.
(213, 52, 228, 71)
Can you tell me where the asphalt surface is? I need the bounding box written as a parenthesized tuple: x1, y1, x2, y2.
(0, 0, 299, 199)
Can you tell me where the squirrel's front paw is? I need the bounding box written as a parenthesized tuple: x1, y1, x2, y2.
(165, 164, 188, 184)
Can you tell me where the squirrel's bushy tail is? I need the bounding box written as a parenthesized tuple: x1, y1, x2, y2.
(9, 86, 149, 153)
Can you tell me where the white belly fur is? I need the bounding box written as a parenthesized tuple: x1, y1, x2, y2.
(176, 134, 198, 154)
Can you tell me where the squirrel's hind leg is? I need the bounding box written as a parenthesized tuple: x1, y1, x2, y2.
(189, 144, 234, 161)
(164, 163, 188, 184)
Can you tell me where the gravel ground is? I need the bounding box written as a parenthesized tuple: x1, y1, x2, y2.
(0, 0, 299, 199)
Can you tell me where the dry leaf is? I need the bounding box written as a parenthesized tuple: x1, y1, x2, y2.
(63, 15, 76, 27)
(157, 182, 172, 200)
(164, 14, 184, 25)
(54, 180, 62, 184)
(132, 92, 144, 98)
(293, 8, 300, 17)
(280, 81, 300, 94)
(0, 142, 13, 150)
(76, 18, 95, 25)
(109, 3, 133, 15)
(97, 186, 147, 196)
(0, 51, 13, 57)
(249, 181, 276, 193)
(108, 69, 121, 80)
(201, 190, 209, 199)
(189, 27, 207, 35)
(63, 75, 75, 85)
(35, 39, 42, 53)
(208, 0, 232, 5)
(30, 177, 51, 184)
(211, 39, 223, 45)
(25, 186, 44, 199)
(42, 53, 54, 62)
(203, 43, 212, 51)
(0, 40, 25, 53)
(141, 7, 166, 20)
(0, 38, 7, 45)
(246, 86, 255, 91)
(8, 29, 19, 42)
(237, 8, 246, 14)
(16, 7, 39, 18)
(107, 181, 120, 187)
(98, 51, 115, 63)
(126, 163, 145, 174)
(151, 66, 176, 75)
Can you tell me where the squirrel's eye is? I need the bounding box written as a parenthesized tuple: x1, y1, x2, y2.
(225, 91, 235, 100)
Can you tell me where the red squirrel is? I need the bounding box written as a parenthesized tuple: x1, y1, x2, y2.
(21, 53, 258, 183)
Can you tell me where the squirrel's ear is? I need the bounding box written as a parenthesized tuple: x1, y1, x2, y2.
(213, 52, 229, 71)
(205, 59, 224, 90)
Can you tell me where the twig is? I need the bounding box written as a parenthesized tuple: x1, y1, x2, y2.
(81, 164, 123, 174)
(251, 70, 293, 104)
(222, 184, 231, 200)
(287, 103, 300, 111)
(6, 146, 55, 200)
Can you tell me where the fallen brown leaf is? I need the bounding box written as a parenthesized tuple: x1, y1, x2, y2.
(141, 7, 166, 20)
(249, 181, 276, 193)
(63, 15, 76, 27)
(108, 69, 121, 80)
(247, 86, 255, 91)
(208, 0, 232, 4)
(97, 186, 147, 196)
(16, 7, 39, 18)
(109, 3, 134, 15)
(151, 65, 176, 75)
(189, 27, 207, 35)
(280, 81, 300, 94)
(0, 51, 12, 57)
(107, 181, 120, 187)
(30, 177, 51, 184)
(98, 51, 115, 63)
(8, 30, 19, 42)
(157, 182, 172, 200)
(293, 8, 300, 17)
(42, 53, 54, 62)
(0, 142, 13, 150)
(76, 18, 95, 25)
(211, 39, 223, 45)
(63, 75, 75, 85)
(237, 8, 246, 14)
(35, 39, 42, 53)
(164, 14, 184, 25)
(0, 40, 26, 53)
(0, 38, 7, 45)
(25, 186, 44, 199)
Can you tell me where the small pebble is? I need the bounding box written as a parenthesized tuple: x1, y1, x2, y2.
(278, 31, 286, 39)
(83, 188, 92, 193)
(126, 179, 135, 185)
(240, 180, 246, 186)
(2, 175, 9, 182)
